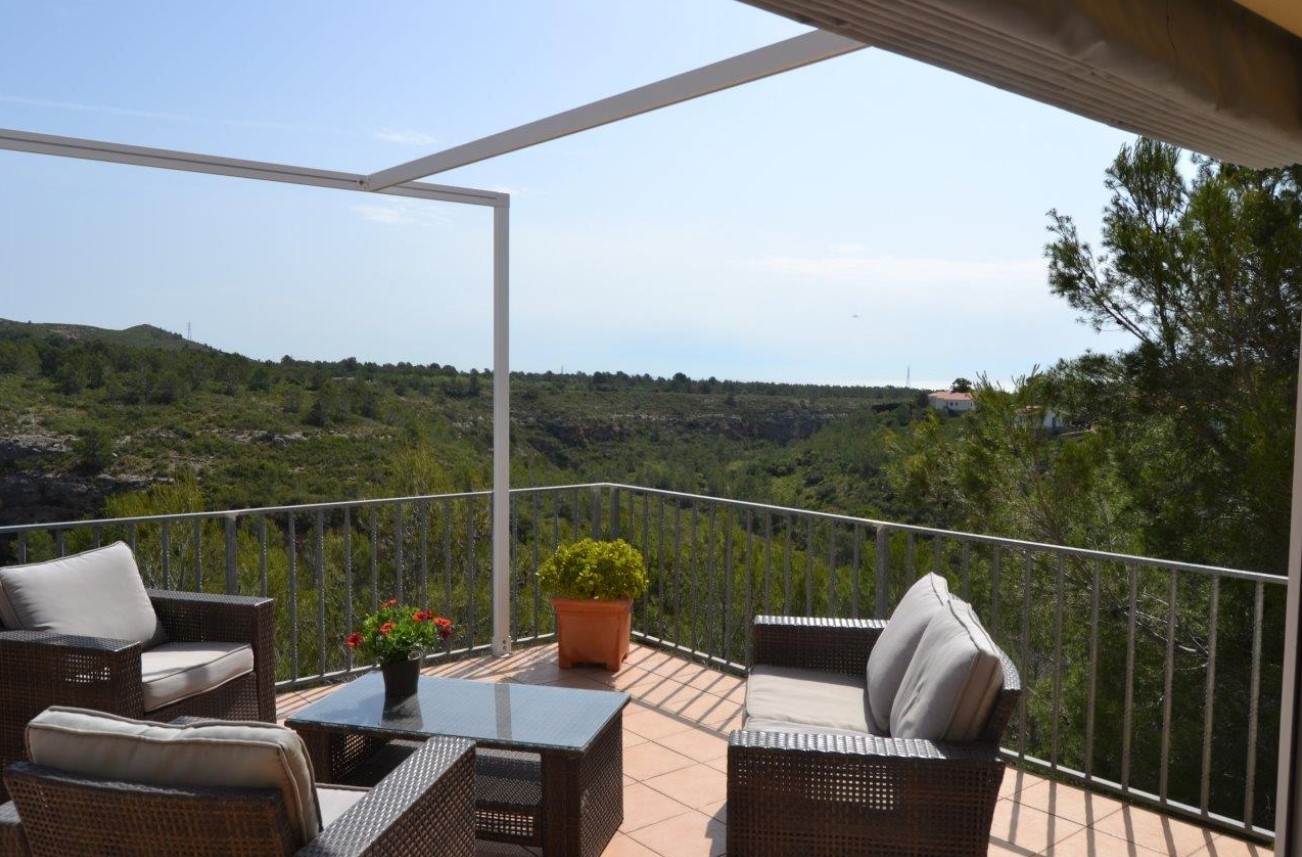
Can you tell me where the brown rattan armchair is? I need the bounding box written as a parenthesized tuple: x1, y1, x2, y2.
(727, 615, 1022, 857)
(0, 589, 276, 800)
(0, 735, 476, 857)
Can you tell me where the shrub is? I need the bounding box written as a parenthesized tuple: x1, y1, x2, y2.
(538, 538, 649, 601)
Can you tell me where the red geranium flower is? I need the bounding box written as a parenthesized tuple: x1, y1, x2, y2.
(413, 610, 433, 622)
(382, 598, 399, 608)
(379, 622, 396, 635)
(345, 632, 363, 649)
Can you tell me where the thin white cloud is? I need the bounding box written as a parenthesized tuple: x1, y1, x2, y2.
(0, 94, 196, 123)
(374, 129, 438, 146)
(352, 201, 450, 228)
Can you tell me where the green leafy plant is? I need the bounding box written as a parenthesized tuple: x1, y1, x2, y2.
(538, 538, 649, 601)
(345, 599, 453, 667)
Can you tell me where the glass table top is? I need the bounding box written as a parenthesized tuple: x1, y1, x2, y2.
(285, 673, 629, 753)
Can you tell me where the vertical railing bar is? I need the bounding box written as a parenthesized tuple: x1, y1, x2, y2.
(609, 485, 619, 540)
(673, 500, 683, 647)
(92, 525, 101, 549)
(851, 523, 861, 618)
(420, 501, 430, 609)
(344, 508, 353, 672)
(1200, 574, 1220, 814)
(656, 495, 666, 642)
(804, 516, 814, 615)
(127, 522, 137, 557)
(690, 501, 700, 654)
(258, 516, 268, 597)
(369, 509, 379, 615)
(933, 535, 942, 579)
(875, 525, 890, 619)
(468, 498, 478, 647)
(394, 502, 404, 604)
(722, 506, 732, 664)
(161, 522, 171, 590)
(783, 515, 793, 615)
(533, 492, 543, 639)
(443, 499, 452, 619)
(826, 522, 836, 616)
(961, 541, 971, 601)
(763, 514, 773, 617)
(223, 516, 238, 595)
(590, 486, 601, 539)
(1017, 552, 1032, 759)
(990, 546, 1001, 642)
(288, 514, 299, 683)
(1122, 563, 1138, 791)
(510, 492, 520, 642)
(906, 532, 915, 578)
(706, 505, 717, 656)
(1085, 560, 1100, 780)
(1244, 580, 1264, 830)
(316, 510, 326, 679)
(1159, 568, 1178, 802)
(640, 492, 651, 631)
(1051, 554, 1064, 770)
(17, 532, 26, 564)
(56, 530, 65, 558)
(193, 518, 203, 591)
(743, 507, 753, 664)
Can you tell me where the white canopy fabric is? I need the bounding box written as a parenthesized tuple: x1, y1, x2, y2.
(740, 0, 1302, 168)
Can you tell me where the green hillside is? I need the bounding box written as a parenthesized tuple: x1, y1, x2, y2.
(0, 319, 932, 525)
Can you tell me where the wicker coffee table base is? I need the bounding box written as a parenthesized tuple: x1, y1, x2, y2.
(294, 714, 623, 857)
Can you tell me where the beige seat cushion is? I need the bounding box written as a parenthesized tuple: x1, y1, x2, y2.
(745, 664, 875, 734)
(0, 542, 165, 648)
(890, 598, 1004, 742)
(742, 717, 878, 738)
(140, 642, 255, 712)
(317, 786, 368, 828)
(26, 707, 322, 843)
(865, 573, 949, 732)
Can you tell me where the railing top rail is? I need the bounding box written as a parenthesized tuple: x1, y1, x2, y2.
(0, 480, 1277, 584)
(596, 483, 1281, 584)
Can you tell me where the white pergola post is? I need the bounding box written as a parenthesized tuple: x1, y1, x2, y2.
(1273, 326, 1302, 855)
(492, 201, 512, 657)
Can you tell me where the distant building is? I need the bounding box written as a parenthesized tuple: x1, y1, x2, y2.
(928, 391, 975, 414)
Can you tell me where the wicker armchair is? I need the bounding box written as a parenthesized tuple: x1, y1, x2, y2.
(727, 615, 1021, 857)
(0, 735, 476, 857)
(0, 589, 276, 800)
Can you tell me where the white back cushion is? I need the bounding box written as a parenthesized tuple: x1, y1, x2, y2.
(0, 541, 165, 648)
(865, 573, 949, 732)
(890, 598, 1004, 742)
(26, 707, 322, 843)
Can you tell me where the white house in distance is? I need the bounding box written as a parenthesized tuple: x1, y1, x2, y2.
(928, 390, 975, 414)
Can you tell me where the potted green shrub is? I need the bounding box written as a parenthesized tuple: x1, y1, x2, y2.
(539, 538, 649, 671)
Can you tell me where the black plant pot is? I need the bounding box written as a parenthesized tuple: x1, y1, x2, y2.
(381, 658, 420, 699)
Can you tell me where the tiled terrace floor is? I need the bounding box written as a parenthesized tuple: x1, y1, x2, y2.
(277, 643, 1271, 857)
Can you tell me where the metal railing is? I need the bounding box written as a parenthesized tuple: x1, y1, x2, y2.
(0, 481, 1284, 841)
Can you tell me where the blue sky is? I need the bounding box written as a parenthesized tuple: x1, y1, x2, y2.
(0, 1, 1136, 388)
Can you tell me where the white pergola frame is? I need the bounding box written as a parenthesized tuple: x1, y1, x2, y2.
(0, 30, 864, 659)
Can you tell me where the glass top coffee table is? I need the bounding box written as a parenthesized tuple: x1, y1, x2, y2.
(286, 673, 628, 857)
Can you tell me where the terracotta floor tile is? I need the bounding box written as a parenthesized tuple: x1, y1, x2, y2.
(623, 708, 696, 740)
(1016, 779, 1125, 827)
(623, 742, 696, 781)
(599, 833, 661, 857)
(654, 726, 729, 762)
(1000, 768, 1047, 799)
(1047, 826, 1156, 857)
(626, 809, 727, 857)
(620, 782, 696, 831)
(1092, 806, 1218, 857)
(990, 800, 1084, 854)
(643, 764, 728, 810)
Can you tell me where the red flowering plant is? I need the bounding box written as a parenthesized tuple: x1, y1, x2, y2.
(345, 599, 454, 667)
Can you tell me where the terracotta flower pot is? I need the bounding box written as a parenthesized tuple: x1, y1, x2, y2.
(550, 596, 633, 671)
